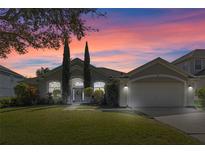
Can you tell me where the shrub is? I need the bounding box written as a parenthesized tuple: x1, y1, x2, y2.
(194, 99, 205, 109)
(196, 87, 205, 100)
(36, 97, 48, 105)
(84, 87, 94, 97)
(53, 89, 61, 98)
(0, 97, 18, 108)
(105, 79, 120, 107)
(14, 83, 28, 98)
(93, 89, 104, 103)
(54, 98, 63, 104)
(195, 87, 205, 109)
(0, 97, 11, 108)
(14, 83, 38, 105)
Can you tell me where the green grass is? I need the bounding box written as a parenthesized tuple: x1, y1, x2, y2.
(0, 105, 201, 144)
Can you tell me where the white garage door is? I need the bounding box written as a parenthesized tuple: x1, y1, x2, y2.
(129, 81, 185, 107)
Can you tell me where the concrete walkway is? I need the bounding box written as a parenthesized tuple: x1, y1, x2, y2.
(64, 103, 81, 110)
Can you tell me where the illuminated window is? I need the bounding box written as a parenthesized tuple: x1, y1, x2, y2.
(48, 81, 61, 94)
(74, 81, 84, 87)
(94, 82, 105, 92)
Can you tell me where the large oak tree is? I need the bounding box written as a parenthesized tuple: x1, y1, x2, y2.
(0, 8, 104, 104)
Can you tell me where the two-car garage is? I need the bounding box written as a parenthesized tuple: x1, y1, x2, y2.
(121, 58, 194, 108)
(128, 78, 185, 107)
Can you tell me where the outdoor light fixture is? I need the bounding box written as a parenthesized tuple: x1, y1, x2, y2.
(188, 85, 193, 91)
(124, 84, 128, 89)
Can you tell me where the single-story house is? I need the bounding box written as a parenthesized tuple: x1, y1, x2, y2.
(0, 65, 25, 98)
(27, 58, 124, 102)
(25, 49, 205, 108)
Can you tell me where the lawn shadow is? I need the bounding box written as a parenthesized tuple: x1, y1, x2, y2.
(27, 105, 64, 112)
(100, 108, 153, 118)
(0, 105, 65, 113)
(0, 107, 31, 113)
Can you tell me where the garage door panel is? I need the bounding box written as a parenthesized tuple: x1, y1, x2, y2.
(129, 81, 184, 107)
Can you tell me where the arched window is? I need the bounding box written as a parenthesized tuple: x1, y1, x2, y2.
(94, 82, 105, 92)
(48, 81, 61, 96)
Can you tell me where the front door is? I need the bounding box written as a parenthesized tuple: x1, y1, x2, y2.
(73, 88, 83, 102)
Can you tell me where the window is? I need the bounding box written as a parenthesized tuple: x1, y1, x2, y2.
(94, 82, 105, 92)
(48, 81, 61, 94)
(73, 81, 83, 87)
(195, 59, 202, 70)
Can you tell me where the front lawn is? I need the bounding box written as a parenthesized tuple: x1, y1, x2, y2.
(0, 105, 201, 144)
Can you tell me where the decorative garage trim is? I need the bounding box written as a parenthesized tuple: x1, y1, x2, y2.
(128, 57, 193, 78)
(130, 74, 186, 83)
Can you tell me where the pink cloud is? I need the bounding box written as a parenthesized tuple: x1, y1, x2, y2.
(1, 10, 205, 77)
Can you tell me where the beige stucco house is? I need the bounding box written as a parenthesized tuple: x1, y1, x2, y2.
(0, 65, 25, 98)
(26, 58, 123, 102)
(25, 49, 205, 108)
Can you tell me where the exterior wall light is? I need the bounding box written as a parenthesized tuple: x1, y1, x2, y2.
(188, 85, 193, 91)
(124, 84, 128, 89)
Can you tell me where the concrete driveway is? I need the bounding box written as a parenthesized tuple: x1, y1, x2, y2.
(156, 112, 205, 143)
(134, 107, 198, 117)
(135, 107, 205, 143)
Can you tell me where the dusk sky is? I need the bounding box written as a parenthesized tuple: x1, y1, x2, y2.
(1, 8, 205, 77)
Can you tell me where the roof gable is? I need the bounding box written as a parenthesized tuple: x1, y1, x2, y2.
(36, 58, 124, 78)
(128, 57, 193, 78)
(172, 49, 205, 64)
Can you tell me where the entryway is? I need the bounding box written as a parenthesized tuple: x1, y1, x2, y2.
(71, 78, 84, 103)
(72, 88, 84, 102)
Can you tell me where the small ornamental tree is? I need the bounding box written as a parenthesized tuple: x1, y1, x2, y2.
(36, 67, 50, 77)
(14, 83, 29, 98)
(84, 87, 94, 97)
(84, 87, 94, 103)
(14, 83, 38, 105)
(93, 89, 104, 104)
